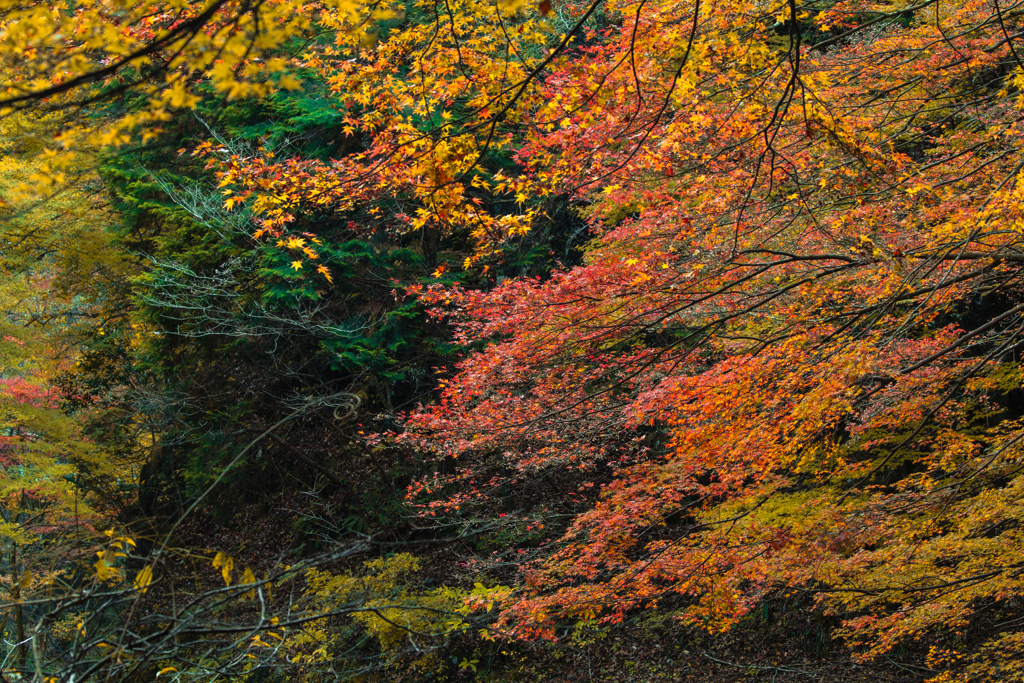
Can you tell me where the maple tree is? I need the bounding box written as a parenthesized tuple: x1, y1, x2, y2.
(0, 122, 138, 677)
(0, 0, 390, 137)
(386, 0, 1024, 678)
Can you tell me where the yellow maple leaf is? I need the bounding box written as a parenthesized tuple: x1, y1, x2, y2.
(134, 565, 154, 594)
(290, 260, 303, 271)
(241, 567, 257, 600)
(278, 74, 303, 91)
(209, 61, 237, 86)
(213, 552, 234, 585)
(94, 555, 113, 580)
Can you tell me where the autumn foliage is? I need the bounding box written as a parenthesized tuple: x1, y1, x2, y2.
(393, 0, 1024, 673)
(4, 0, 1024, 679)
